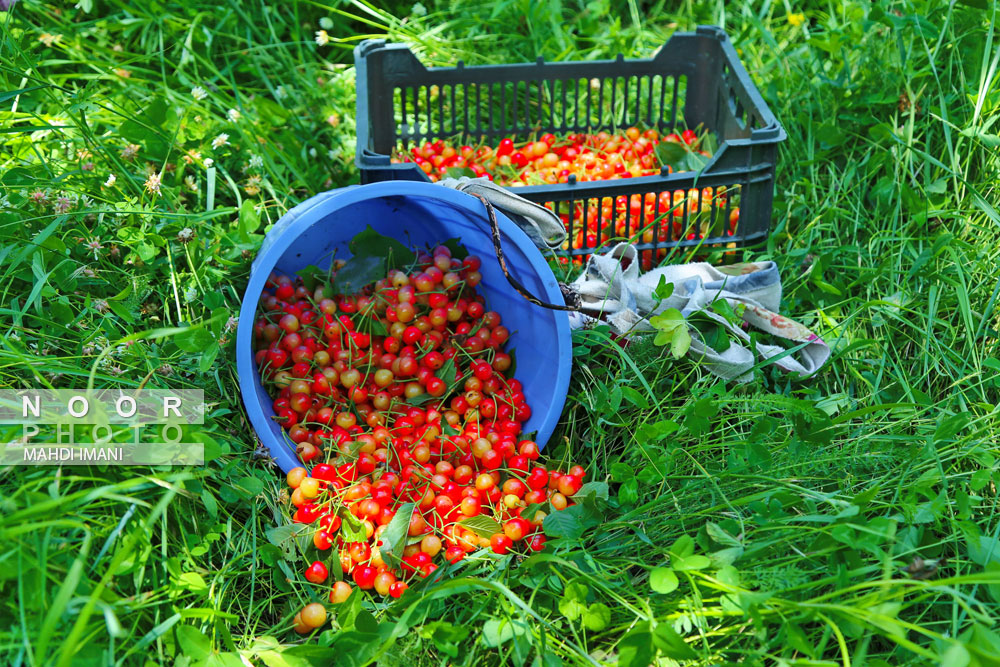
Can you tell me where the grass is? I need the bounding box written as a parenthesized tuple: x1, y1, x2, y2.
(2, 0, 1000, 665)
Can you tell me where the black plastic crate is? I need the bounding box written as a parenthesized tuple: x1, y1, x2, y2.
(354, 26, 785, 262)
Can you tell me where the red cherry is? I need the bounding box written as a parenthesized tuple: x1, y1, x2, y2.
(352, 565, 377, 589)
(304, 560, 329, 583)
(490, 534, 513, 554)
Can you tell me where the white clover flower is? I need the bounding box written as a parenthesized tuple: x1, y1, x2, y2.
(204, 157, 214, 168)
(212, 133, 229, 149)
(104, 173, 117, 187)
(226, 108, 241, 122)
(183, 285, 198, 302)
(191, 86, 208, 101)
(315, 30, 330, 46)
(274, 85, 287, 100)
(248, 153, 264, 169)
(144, 172, 161, 195)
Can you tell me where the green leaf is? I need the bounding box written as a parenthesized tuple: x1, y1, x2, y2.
(654, 141, 687, 170)
(176, 572, 208, 592)
(438, 357, 458, 387)
(653, 275, 674, 301)
(265, 523, 309, 561)
(635, 419, 680, 443)
(649, 308, 685, 333)
(669, 534, 695, 558)
(337, 506, 368, 542)
(690, 315, 730, 352)
(618, 479, 639, 505)
(296, 265, 328, 291)
(354, 609, 379, 634)
(258, 646, 340, 667)
(330, 255, 384, 296)
(201, 488, 218, 519)
(175, 326, 215, 353)
(239, 200, 261, 236)
(652, 623, 697, 659)
(653, 140, 708, 173)
(201, 652, 245, 667)
(558, 595, 586, 621)
(236, 476, 265, 497)
(939, 643, 971, 667)
(784, 622, 815, 658)
(457, 514, 502, 539)
(706, 522, 742, 547)
(563, 579, 588, 601)
(669, 325, 691, 358)
(620, 386, 649, 410)
(419, 621, 471, 659)
(106, 300, 135, 324)
(120, 97, 171, 159)
(441, 238, 469, 259)
(0, 85, 49, 105)
(377, 502, 415, 570)
(542, 505, 585, 539)
(176, 625, 212, 660)
(617, 628, 654, 667)
(482, 618, 526, 647)
(582, 603, 611, 631)
(444, 166, 477, 179)
(610, 462, 634, 482)
(710, 546, 744, 567)
(967, 535, 1000, 566)
(649, 308, 692, 358)
(348, 225, 416, 271)
(672, 554, 711, 571)
(649, 567, 678, 594)
(573, 481, 608, 502)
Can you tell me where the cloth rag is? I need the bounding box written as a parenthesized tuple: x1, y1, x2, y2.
(568, 243, 830, 383)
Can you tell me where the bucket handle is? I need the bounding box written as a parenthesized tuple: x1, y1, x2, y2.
(474, 194, 581, 312)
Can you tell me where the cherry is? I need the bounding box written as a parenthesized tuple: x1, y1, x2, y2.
(490, 534, 513, 555)
(304, 561, 329, 583)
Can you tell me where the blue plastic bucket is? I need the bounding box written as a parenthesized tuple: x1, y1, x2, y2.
(236, 181, 572, 473)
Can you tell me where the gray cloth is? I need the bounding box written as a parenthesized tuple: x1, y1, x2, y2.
(568, 243, 830, 383)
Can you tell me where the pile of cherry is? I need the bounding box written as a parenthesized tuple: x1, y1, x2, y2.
(392, 127, 703, 185)
(391, 128, 739, 267)
(253, 243, 587, 635)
